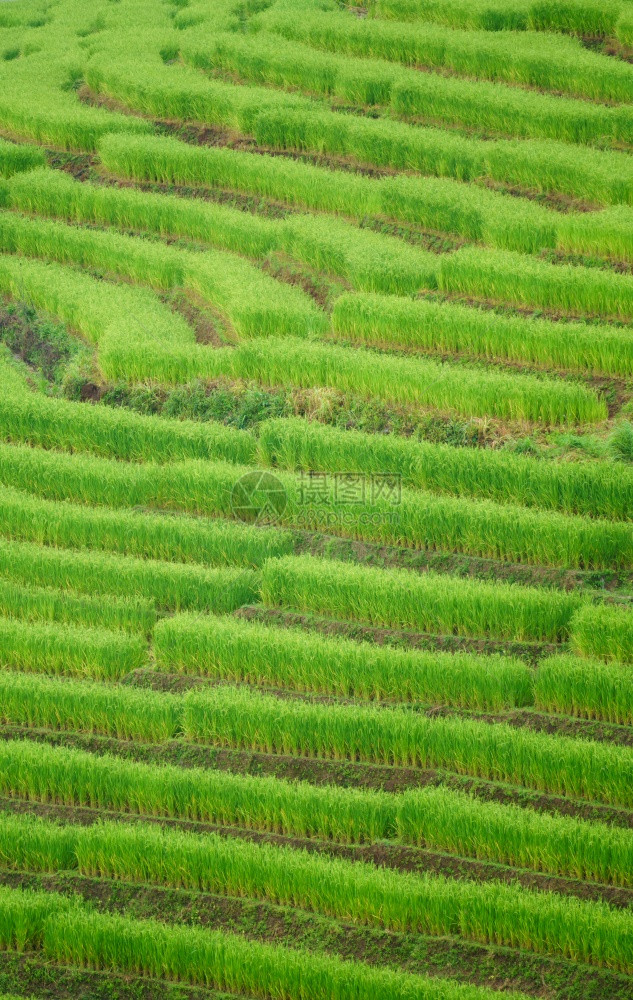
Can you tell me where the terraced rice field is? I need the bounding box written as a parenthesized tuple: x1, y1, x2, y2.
(1, 0, 633, 998)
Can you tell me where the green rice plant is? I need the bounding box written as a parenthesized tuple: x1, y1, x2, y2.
(97, 109, 633, 210)
(0, 537, 259, 613)
(3, 441, 626, 570)
(0, 738, 393, 843)
(85, 49, 315, 136)
(0, 485, 294, 569)
(81, 131, 554, 260)
(482, 138, 633, 208)
(154, 612, 533, 710)
(331, 292, 633, 377)
(0, 138, 45, 178)
(213, 338, 605, 425)
(0, 616, 146, 681)
(98, 133, 380, 217)
(0, 370, 256, 466)
(395, 783, 633, 884)
(556, 206, 633, 265)
(183, 683, 633, 806)
(0, 253, 209, 387)
(535, 654, 633, 726)
(0, 672, 177, 741)
(0, 249, 201, 368)
(183, 31, 402, 107)
(0, 208, 326, 339)
(570, 604, 633, 664)
(6, 167, 441, 295)
(368, 0, 621, 36)
(1, 814, 630, 972)
(609, 421, 633, 463)
(0, 577, 156, 635)
(261, 555, 583, 641)
(0, 252, 602, 414)
(7, 166, 282, 259)
(0, 14, 154, 154)
(259, 417, 633, 519)
(440, 246, 633, 319)
(0, 885, 527, 1000)
(282, 483, 632, 570)
(0, 885, 76, 949)
(616, 6, 633, 44)
(0, 347, 30, 394)
(0, 209, 184, 289)
(390, 71, 633, 146)
(261, 0, 633, 103)
(0, 739, 631, 884)
(192, 29, 633, 147)
(95, 329, 606, 422)
(281, 213, 439, 294)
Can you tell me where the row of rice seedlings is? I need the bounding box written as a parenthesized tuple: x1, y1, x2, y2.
(0, 13, 154, 154)
(0, 537, 259, 613)
(9, 671, 601, 802)
(0, 672, 175, 741)
(16, 162, 630, 324)
(5, 442, 627, 570)
(367, 0, 623, 38)
(0, 251, 235, 388)
(258, 418, 633, 520)
(156, 612, 633, 727)
(0, 577, 156, 635)
(330, 291, 633, 377)
(0, 617, 146, 681)
(261, 555, 583, 641)
(556, 206, 633, 265)
(0, 366, 256, 465)
(154, 612, 533, 710)
(0, 249, 204, 369)
(0, 885, 528, 1000)
(95, 82, 633, 208)
(0, 137, 45, 178)
(0, 208, 326, 338)
(1, 814, 631, 972)
(209, 338, 605, 426)
(187, 30, 633, 147)
(0, 738, 630, 885)
(0, 253, 599, 424)
(0, 485, 294, 569)
(439, 246, 633, 320)
(180, 684, 633, 806)
(0, 251, 603, 424)
(7, 168, 439, 295)
(571, 604, 633, 664)
(95, 134, 633, 263)
(261, 0, 633, 103)
(535, 655, 633, 726)
(0, 346, 29, 393)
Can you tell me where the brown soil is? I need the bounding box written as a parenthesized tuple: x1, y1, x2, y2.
(293, 528, 633, 595)
(0, 951, 230, 999)
(159, 288, 230, 346)
(235, 604, 561, 665)
(1, 797, 630, 911)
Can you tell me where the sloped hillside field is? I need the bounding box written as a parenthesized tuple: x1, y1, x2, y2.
(1, 0, 633, 997)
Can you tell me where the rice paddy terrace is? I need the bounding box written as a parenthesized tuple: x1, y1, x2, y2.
(1, 0, 633, 997)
